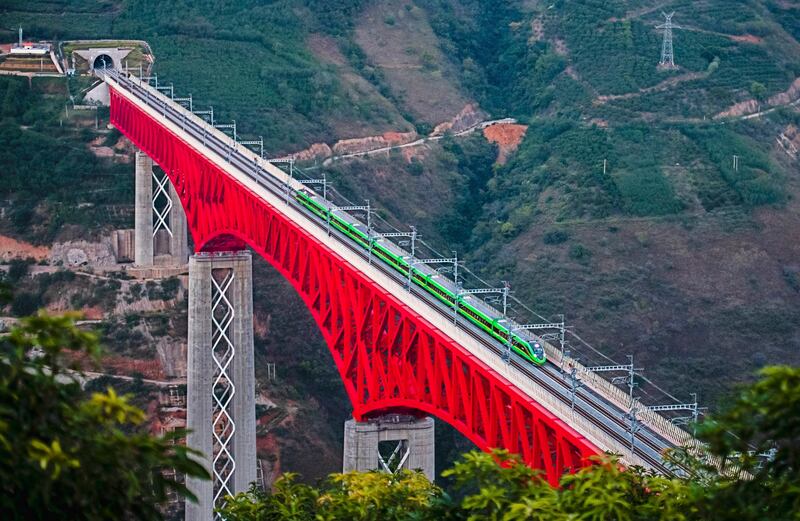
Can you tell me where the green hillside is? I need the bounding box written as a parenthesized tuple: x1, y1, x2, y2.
(1, 0, 799, 480)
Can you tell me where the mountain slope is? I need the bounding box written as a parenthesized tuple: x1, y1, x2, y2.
(1, 0, 799, 479)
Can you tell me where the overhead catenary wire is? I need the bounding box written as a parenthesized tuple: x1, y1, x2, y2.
(129, 70, 699, 420)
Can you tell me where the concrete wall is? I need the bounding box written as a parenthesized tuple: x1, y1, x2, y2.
(111, 229, 135, 262)
(343, 416, 435, 480)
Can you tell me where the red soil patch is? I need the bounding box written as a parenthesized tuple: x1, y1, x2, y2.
(81, 306, 105, 320)
(483, 123, 528, 164)
(64, 351, 166, 380)
(0, 234, 50, 261)
(729, 34, 762, 44)
(101, 355, 165, 380)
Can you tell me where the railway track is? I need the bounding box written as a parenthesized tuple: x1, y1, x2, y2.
(107, 69, 676, 474)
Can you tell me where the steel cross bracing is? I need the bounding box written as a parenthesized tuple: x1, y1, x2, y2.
(378, 441, 411, 474)
(152, 169, 174, 238)
(103, 68, 703, 480)
(210, 268, 236, 511)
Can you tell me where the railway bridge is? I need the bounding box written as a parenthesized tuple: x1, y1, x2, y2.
(101, 69, 700, 521)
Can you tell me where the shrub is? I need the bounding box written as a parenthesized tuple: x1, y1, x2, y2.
(543, 229, 569, 245)
(569, 243, 592, 261)
(7, 258, 33, 283)
(11, 292, 41, 316)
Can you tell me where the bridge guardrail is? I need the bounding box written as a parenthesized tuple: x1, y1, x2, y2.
(495, 358, 656, 468)
(543, 342, 718, 465)
(107, 68, 705, 471)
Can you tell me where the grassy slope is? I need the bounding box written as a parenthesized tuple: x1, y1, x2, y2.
(2, 0, 412, 152)
(0, 0, 485, 480)
(420, 0, 800, 404)
(2, 0, 800, 475)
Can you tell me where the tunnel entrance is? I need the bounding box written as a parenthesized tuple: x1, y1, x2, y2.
(93, 54, 114, 70)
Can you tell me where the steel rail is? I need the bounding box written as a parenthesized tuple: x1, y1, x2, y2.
(106, 69, 675, 472)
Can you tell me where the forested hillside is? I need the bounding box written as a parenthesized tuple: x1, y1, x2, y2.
(1, 0, 799, 480)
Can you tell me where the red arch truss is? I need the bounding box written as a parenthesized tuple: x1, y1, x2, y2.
(109, 87, 599, 484)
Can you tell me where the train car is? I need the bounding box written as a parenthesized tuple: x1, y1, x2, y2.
(293, 190, 546, 365)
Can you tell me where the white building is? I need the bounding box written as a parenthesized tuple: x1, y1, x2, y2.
(9, 27, 50, 56)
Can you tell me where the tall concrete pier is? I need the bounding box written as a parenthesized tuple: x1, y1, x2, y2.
(134, 150, 189, 267)
(185, 251, 256, 521)
(134, 152, 154, 266)
(343, 415, 435, 480)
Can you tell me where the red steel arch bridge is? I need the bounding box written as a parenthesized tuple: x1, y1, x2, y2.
(101, 68, 701, 511)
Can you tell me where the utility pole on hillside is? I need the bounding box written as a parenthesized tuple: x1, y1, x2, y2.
(657, 12, 680, 69)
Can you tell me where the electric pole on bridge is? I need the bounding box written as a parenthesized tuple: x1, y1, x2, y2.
(174, 93, 193, 112)
(588, 354, 642, 403)
(648, 393, 704, 435)
(297, 173, 328, 202)
(214, 120, 237, 162)
(156, 82, 174, 99)
(405, 255, 458, 294)
(497, 320, 564, 364)
(457, 283, 511, 320)
(626, 398, 643, 452)
(238, 136, 264, 159)
(193, 106, 214, 126)
(380, 226, 419, 259)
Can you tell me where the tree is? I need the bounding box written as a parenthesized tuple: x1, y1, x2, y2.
(749, 81, 767, 101)
(0, 312, 210, 520)
(440, 449, 704, 521)
(694, 366, 800, 520)
(0, 281, 10, 305)
(219, 365, 800, 521)
(220, 470, 439, 521)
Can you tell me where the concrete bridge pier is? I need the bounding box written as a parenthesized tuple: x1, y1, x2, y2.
(343, 415, 435, 480)
(134, 150, 189, 267)
(186, 251, 256, 521)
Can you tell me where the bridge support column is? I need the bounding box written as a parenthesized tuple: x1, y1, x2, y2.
(186, 251, 256, 521)
(343, 415, 435, 481)
(134, 152, 154, 266)
(133, 150, 189, 267)
(168, 181, 189, 265)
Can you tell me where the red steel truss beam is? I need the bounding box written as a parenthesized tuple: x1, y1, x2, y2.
(109, 86, 600, 484)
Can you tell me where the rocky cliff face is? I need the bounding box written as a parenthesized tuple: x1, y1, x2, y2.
(431, 103, 486, 136)
(714, 76, 800, 118)
(282, 103, 488, 163)
(332, 131, 418, 155)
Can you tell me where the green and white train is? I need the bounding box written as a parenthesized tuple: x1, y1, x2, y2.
(294, 190, 546, 366)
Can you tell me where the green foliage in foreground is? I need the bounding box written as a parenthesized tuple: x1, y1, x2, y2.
(0, 312, 210, 521)
(0, 303, 797, 520)
(221, 366, 800, 521)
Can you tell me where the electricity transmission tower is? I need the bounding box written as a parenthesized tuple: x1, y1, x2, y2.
(656, 12, 680, 69)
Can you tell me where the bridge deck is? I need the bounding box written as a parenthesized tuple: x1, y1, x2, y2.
(103, 69, 698, 474)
